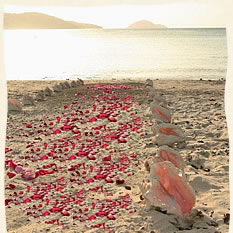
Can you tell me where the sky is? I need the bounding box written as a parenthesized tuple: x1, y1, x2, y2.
(4, 0, 227, 28)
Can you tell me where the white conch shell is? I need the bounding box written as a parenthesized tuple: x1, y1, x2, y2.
(8, 98, 23, 112)
(64, 81, 71, 88)
(58, 82, 65, 90)
(140, 161, 196, 217)
(71, 80, 78, 87)
(44, 87, 53, 96)
(148, 88, 168, 109)
(35, 91, 45, 101)
(150, 101, 172, 124)
(53, 84, 62, 92)
(154, 123, 186, 146)
(22, 94, 35, 106)
(77, 78, 84, 85)
(145, 79, 153, 87)
(156, 145, 186, 171)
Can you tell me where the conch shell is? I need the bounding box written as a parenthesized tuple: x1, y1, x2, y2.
(22, 94, 35, 106)
(156, 145, 186, 171)
(8, 98, 23, 112)
(53, 84, 62, 92)
(150, 102, 172, 124)
(71, 80, 78, 87)
(145, 79, 153, 87)
(64, 81, 71, 88)
(140, 161, 195, 217)
(44, 87, 53, 96)
(153, 123, 186, 146)
(35, 91, 45, 101)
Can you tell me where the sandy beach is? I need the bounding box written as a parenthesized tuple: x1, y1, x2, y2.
(5, 79, 229, 233)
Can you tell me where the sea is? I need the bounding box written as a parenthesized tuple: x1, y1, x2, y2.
(3, 28, 227, 81)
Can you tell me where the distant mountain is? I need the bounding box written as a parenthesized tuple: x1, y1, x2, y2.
(4, 12, 102, 29)
(128, 20, 167, 29)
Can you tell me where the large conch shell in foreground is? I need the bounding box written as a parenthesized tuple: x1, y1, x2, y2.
(153, 123, 186, 146)
(156, 145, 186, 171)
(150, 101, 172, 123)
(140, 161, 195, 217)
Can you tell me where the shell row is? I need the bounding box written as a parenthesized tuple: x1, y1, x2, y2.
(141, 79, 196, 218)
(8, 79, 85, 113)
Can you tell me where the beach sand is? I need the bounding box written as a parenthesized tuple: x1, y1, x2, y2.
(5, 79, 229, 233)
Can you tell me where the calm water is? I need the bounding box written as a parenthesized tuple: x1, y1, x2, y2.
(3, 28, 227, 80)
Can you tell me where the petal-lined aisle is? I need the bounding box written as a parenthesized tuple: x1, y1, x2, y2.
(5, 79, 229, 233)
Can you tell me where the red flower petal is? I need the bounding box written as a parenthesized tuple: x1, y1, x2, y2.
(6, 184, 16, 189)
(118, 138, 127, 143)
(7, 172, 16, 179)
(96, 211, 108, 217)
(8, 160, 17, 170)
(40, 155, 48, 160)
(94, 174, 106, 180)
(53, 129, 61, 134)
(87, 178, 94, 183)
(50, 207, 62, 213)
(62, 211, 70, 216)
(5, 148, 12, 153)
(88, 155, 96, 160)
(24, 198, 31, 203)
(89, 117, 97, 122)
(43, 142, 48, 149)
(56, 116, 61, 123)
(89, 215, 96, 221)
(5, 199, 13, 206)
(107, 215, 116, 220)
(130, 154, 137, 158)
(108, 117, 117, 122)
(103, 155, 111, 161)
(42, 211, 50, 216)
(68, 155, 76, 160)
(116, 179, 125, 185)
(31, 194, 43, 200)
(105, 178, 114, 183)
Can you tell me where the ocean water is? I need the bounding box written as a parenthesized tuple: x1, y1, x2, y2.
(3, 28, 227, 81)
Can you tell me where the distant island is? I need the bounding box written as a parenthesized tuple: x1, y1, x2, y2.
(128, 20, 167, 29)
(4, 12, 102, 29)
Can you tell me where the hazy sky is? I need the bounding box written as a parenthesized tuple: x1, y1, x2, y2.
(4, 0, 227, 28)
